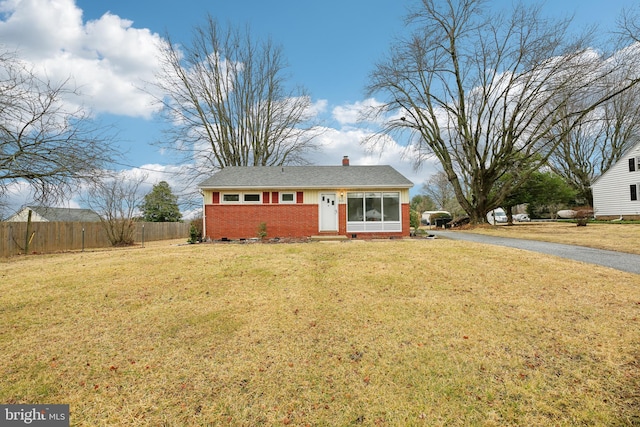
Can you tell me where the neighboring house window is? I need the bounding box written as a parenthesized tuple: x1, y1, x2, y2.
(347, 192, 401, 232)
(631, 184, 638, 201)
(630, 158, 637, 172)
(280, 192, 295, 203)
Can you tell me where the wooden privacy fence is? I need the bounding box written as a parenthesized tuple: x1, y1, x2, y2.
(0, 222, 191, 257)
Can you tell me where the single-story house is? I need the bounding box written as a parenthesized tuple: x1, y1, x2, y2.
(198, 157, 414, 240)
(5, 206, 102, 222)
(592, 141, 640, 220)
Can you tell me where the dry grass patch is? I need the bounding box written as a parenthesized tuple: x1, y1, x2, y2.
(0, 240, 639, 426)
(451, 222, 640, 255)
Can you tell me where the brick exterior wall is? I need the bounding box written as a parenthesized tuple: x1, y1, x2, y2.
(204, 203, 411, 240)
(204, 204, 318, 240)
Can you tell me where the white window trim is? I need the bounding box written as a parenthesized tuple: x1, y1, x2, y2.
(346, 191, 402, 232)
(221, 192, 262, 204)
(221, 193, 240, 203)
(280, 192, 296, 204)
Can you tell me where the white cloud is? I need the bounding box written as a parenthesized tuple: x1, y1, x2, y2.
(309, 126, 437, 195)
(0, 0, 164, 118)
(332, 98, 384, 126)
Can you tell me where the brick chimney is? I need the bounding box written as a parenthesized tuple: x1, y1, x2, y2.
(342, 156, 350, 166)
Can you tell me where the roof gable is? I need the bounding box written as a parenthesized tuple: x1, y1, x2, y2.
(592, 140, 640, 187)
(198, 166, 414, 189)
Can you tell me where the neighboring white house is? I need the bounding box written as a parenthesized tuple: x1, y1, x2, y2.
(592, 142, 640, 219)
(5, 206, 102, 222)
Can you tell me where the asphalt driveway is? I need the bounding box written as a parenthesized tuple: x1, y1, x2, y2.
(429, 230, 640, 275)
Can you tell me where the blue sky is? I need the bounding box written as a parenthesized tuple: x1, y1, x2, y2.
(1, 0, 638, 216)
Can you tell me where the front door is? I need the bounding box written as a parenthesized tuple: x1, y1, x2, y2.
(319, 193, 338, 231)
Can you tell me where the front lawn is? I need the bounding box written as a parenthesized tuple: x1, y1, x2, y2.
(1, 240, 638, 425)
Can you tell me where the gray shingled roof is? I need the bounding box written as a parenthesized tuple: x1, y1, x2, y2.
(29, 206, 102, 222)
(198, 166, 414, 189)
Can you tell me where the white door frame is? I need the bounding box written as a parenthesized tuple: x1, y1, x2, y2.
(319, 193, 338, 231)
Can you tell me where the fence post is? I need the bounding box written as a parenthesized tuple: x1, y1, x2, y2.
(142, 223, 145, 248)
(25, 209, 32, 255)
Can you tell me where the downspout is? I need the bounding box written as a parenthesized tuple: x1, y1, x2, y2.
(201, 189, 206, 240)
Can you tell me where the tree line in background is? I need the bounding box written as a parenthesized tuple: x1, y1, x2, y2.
(2, 0, 640, 228)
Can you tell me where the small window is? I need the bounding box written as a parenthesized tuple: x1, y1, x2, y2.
(243, 193, 261, 203)
(631, 184, 638, 201)
(222, 194, 240, 202)
(630, 158, 637, 172)
(280, 192, 295, 203)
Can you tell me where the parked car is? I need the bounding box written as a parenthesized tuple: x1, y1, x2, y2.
(486, 208, 507, 224)
(513, 213, 530, 222)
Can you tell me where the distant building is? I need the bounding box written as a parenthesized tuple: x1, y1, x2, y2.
(592, 142, 640, 220)
(5, 206, 102, 222)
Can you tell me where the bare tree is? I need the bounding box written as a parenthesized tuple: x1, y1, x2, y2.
(366, 0, 640, 223)
(85, 172, 147, 246)
(154, 16, 318, 181)
(618, 6, 640, 43)
(547, 49, 640, 205)
(421, 171, 462, 215)
(549, 80, 640, 206)
(0, 49, 116, 208)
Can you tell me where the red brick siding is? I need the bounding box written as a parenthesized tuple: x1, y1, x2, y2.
(402, 204, 411, 236)
(204, 202, 411, 240)
(204, 204, 318, 240)
(338, 204, 347, 235)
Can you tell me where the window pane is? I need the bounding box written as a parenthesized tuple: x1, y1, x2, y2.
(383, 193, 400, 221)
(365, 193, 382, 221)
(244, 194, 260, 202)
(631, 184, 638, 201)
(347, 193, 364, 221)
(630, 158, 636, 172)
(281, 193, 294, 202)
(223, 194, 240, 202)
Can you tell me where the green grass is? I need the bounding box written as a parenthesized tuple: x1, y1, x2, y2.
(1, 239, 639, 426)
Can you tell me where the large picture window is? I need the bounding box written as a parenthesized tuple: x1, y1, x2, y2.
(347, 192, 401, 232)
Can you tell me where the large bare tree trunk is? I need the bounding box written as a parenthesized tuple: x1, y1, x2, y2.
(366, 0, 640, 223)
